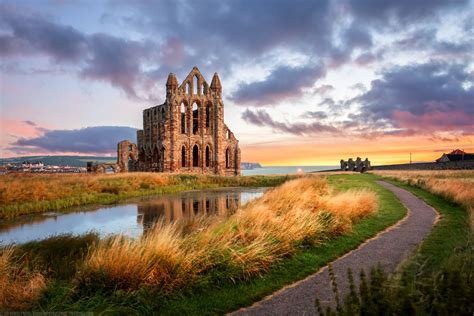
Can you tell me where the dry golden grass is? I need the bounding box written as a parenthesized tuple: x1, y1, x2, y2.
(0, 248, 47, 311)
(373, 170, 474, 227)
(79, 177, 377, 292)
(0, 173, 173, 205)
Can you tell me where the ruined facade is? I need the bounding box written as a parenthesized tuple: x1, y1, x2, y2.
(340, 157, 372, 172)
(118, 67, 240, 175)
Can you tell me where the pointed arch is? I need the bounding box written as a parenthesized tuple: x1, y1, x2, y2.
(192, 144, 199, 167)
(194, 75, 199, 95)
(192, 102, 199, 135)
(186, 81, 191, 95)
(205, 103, 211, 130)
(205, 145, 211, 167)
(181, 145, 187, 168)
(180, 102, 186, 134)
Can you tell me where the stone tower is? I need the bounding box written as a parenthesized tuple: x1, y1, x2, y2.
(118, 67, 240, 175)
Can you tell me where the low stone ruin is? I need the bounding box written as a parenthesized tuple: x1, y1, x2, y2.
(340, 157, 371, 172)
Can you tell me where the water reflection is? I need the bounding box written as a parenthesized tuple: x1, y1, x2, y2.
(137, 190, 242, 234)
(0, 187, 266, 244)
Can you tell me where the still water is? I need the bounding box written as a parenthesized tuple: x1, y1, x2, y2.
(241, 166, 338, 176)
(0, 187, 267, 245)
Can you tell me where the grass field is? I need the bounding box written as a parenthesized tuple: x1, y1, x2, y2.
(0, 173, 408, 313)
(0, 173, 291, 219)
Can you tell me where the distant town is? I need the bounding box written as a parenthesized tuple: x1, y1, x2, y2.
(0, 156, 263, 174)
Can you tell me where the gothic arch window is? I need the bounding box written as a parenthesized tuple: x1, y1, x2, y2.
(225, 148, 230, 168)
(205, 104, 211, 129)
(192, 145, 199, 167)
(180, 103, 186, 134)
(205, 145, 211, 167)
(186, 81, 191, 95)
(181, 146, 186, 168)
(192, 102, 199, 134)
(194, 75, 199, 95)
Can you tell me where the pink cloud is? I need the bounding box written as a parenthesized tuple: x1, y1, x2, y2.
(1, 119, 45, 139)
(392, 110, 474, 133)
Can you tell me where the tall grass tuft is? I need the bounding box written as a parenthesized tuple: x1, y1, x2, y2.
(373, 170, 474, 228)
(78, 177, 378, 293)
(0, 247, 47, 311)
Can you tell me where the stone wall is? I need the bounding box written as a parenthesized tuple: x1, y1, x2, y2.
(372, 160, 474, 170)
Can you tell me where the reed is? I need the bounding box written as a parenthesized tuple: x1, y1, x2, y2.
(78, 177, 378, 293)
(0, 247, 46, 311)
(373, 170, 474, 227)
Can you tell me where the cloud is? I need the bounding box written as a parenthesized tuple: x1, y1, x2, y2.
(79, 34, 154, 97)
(1, 0, 472, 108)
(0, 4, 155, 98)
(301, 111, 328, 120)
(231, 64, 326, 106)
(394, 28, 472, 59)
(242, 109, 339, 135)
(0, 5, 87, 61)
(313, 84, 334, 95)
(11, 126, 137, 154)
(346, 0, 469, 27)
(354, 51, 382, 66)
(23, 120, 36, 126)
(352, 61, 474, 132)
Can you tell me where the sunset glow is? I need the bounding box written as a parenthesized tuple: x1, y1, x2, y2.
(1, 1, 473, 165)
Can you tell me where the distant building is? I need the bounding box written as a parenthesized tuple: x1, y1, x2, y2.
(21, 160, 44, 168)
(436, 149, 474, 163)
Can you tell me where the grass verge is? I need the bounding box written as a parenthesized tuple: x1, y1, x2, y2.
(381, 177, 471, 279)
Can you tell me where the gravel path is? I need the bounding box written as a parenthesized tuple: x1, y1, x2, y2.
(231, 181, 438, 316)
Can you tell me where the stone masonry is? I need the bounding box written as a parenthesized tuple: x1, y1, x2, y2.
(118, 67, 240, 175)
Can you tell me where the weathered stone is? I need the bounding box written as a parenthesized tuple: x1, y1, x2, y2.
(355, 157, 363, 172)
(118, 67, 240, 175)
(117, 140, 138, 172)
(340, 159, 347, 171)
(364, 158, 371, 170)
(347, 158, 355, 171)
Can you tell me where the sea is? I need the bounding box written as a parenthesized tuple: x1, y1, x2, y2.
(241, 166, 338, 176)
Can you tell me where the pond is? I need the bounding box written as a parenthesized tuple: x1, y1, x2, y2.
(0, 187, 267, 245)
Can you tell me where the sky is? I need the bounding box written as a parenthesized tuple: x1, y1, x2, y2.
(0, 0, 473, 166)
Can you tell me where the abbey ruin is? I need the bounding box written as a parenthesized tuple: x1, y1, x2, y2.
(117, 67, 240, 175)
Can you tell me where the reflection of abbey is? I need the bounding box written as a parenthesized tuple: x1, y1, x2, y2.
(117, 67, 240, 175)
(137, 190, 242, 234)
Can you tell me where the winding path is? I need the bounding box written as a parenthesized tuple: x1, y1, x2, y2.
(231, 181, 438, 315)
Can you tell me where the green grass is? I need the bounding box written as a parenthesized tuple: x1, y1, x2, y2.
(32, 174, 407, 314)
(381, 178, 471, 279)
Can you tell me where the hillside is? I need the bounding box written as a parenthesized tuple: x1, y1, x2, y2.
(0, 155, 116, 167)
(0, 155, 262, 169)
